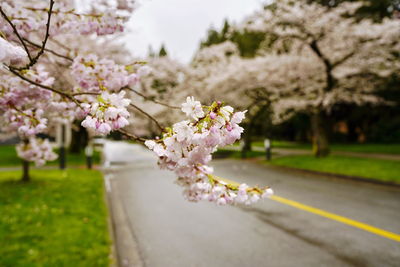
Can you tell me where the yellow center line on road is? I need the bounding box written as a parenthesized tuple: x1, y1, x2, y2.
(270, 195, 400, 242)
(211, 176, 400, 242)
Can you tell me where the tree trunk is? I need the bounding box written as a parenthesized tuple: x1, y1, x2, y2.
(21, 160, 30, 182)
(70, 123, 88, 154)
(241, 131, 252, 159)
(311, 111, 330, 157)
(241, 112, 256, 159)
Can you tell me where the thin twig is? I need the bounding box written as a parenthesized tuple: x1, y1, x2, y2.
(7, 67, 99, 105)
(6, 67, 83, 108)
(129, 103, 164, 132)
(23, 37, 73, 62)
(0, 7, 32, 61)
(125, 87, 180, 109)
(25, 7, 125, 20)
(71, 92, 100, 96)
(50, 38, 71, 52)
(118, 129, 146, 143)
(8, 68, 68, 96)
(17, 0, 55, 70)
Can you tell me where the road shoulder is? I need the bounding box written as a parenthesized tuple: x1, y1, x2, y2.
(103, 169, 144, 267)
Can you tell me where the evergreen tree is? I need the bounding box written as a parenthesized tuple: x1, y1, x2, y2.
(199, 19, 265, 58)
(308, 0, 400, 21)
(148, 45, 155, 58)
(230, 30, 265, 58)
(200, 27, 224, 48)
(221, 19, 230, 40)
(159, 44, 168, 57)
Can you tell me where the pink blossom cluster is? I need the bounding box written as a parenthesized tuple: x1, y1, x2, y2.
(3, 109, 47, 137)
(81, 91, 130, 135)
(0, 1, 135, 166)
(16, 137, 57, 167)
(0, 66, 54, 107)
(0, 66, 55, 137)
(56, 12, 124, 36)
(48, 99, 79, 123)
(0, 1, 124, 40)
(0, 37, 27, 65)
(71, 54, 138, 93)
(145, 96, 273, 205)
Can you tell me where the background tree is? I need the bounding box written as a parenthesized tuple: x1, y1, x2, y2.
(242, 0, 399, 156)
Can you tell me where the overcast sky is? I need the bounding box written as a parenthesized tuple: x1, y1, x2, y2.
(125, 0, 264, 63)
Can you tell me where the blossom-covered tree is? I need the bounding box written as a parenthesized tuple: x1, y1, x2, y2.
(239, 0, 400, 156)
(179, 1, 399, 157)
(0, 0, 273, 205)
(125, 56, 186, 136)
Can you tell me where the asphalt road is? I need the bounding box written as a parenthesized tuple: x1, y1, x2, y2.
(103, 141, 400, 267)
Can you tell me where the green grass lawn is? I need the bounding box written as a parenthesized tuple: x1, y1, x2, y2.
(0, 169, 110, 266)
(214, 149, 266, 159)
(329, 143, 400, 155)
(267, 155, 400, 183)
(0, 144, 101, 167)
(251, 141, 400, 155)
(253, 140, 312, 150)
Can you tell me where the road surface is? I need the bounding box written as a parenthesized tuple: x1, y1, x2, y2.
(103, 141, 400, 267)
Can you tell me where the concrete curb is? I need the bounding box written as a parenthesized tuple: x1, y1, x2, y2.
(103, 174, 119, 267)
(103, 170, 144, 267)
(262, 162, 400, 188)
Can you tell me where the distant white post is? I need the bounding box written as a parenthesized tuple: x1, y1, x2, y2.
(264, 139, 271, 161)
(56, 122, 71, 169)
(85, 142, 94, 169)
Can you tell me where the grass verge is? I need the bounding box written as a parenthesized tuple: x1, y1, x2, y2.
(267, 155, 400, 183)
(251, 141, 400, 155)
(0, 145, 101, 167)
(253, 140, 311, 150)
(214, 149, 266, 159)
(0, 169, 110, 266)
(329, 143, 400, 155)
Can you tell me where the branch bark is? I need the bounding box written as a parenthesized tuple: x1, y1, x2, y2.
(118, 129, 146, 143)
(129, 103, 164, 132)
(0, 7, 32, 61)
(23, 37, 73, 62)
(309, 40, 335, 92)
(17, 0, 55, 70)
(125, 87, 180, 109)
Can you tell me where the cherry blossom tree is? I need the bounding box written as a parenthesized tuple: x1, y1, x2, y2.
(240, 0, 400, 156)
(125, 56, 186, 136)
(177, 1, 399, 157)
(118, 1, 399, 159)
(0, 0, 272, 205)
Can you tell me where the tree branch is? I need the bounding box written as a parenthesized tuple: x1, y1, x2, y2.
(71, 91, 100, 96)
(17, 0, 55, 70)
(124, 87, 180, 109)
(50, 38, 72, 52)
(309, 40, 335, 92)
(332, 51, 355, 68)
(118, 129, 146, 143)
(8, 68, 67, 96)
(0, 6, 32, 61)
(128, 103, 164, 132)
(23, 37, 73, 62)
(6, 67, 82, 107)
